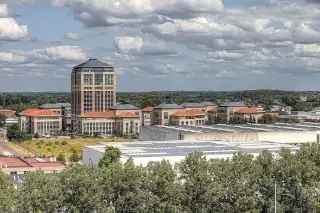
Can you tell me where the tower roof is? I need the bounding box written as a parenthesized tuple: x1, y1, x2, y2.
(74, 58, 113, 69)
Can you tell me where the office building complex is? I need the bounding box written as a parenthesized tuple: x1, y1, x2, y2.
(71, 59, 116, 132)
(40, 103, 72, 132)
(19, 109, 62, 136)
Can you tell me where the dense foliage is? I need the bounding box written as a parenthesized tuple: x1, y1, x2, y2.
(6, 124, 32, 141)
(98, 146, 121, 168)
(2, 143, 320, 212)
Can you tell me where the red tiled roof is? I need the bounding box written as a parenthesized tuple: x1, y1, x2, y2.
(115, 111, 140, 118)
(24, 158, 65, 169)
(20, 108, 60, 117)
(207, 108, 217, 113)
(172, 109, 206, 117)
(81, 110, 140, 119)
(0, 157, 30, 168)
(81, 111, 115, 118)
(236, 107, 258, 114)
(0, 157, 65, 169)
(142, 107, 154, 112)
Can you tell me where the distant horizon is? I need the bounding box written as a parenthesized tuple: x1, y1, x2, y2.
(1, 89, 320, 94)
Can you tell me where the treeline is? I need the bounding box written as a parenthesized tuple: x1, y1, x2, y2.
(2, 90, 320, 112)
(0, 93, 70, 112)
(1, 144, 320, 212)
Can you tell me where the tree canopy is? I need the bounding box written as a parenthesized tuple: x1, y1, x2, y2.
(2, 143, 320, 212)
(98, 146, 121, 168)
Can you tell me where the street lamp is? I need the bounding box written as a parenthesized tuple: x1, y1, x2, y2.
(274, 181, 277, 213)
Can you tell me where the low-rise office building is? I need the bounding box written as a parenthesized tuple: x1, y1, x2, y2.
(19, 109, 62, 136)
(233, 107, 265, 123)
(80, 110, 141, 137)
(152, 103, 184, 126)
(40, 103, 72, 132)
(218, 101, 247, 123)
(170, 109, 207, 126)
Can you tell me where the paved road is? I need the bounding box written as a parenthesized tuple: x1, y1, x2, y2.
(0, 128, 17, 156)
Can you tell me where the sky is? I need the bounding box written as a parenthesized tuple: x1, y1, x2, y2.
(1, 0, 320, 92)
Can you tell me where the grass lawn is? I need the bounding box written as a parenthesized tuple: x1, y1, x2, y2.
(11, 137, 127, 161)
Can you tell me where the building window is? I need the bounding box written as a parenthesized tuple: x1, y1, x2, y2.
(95, 91, 103, 112)
(164, 112, 169, 119)
(105, 91, 114, 109)
(84, 91, 93, 112)
(83, 74, 93, 85)
(105, 74, 113, 86)
(95, 73, 104, 86)
(125, 123, 129, 134)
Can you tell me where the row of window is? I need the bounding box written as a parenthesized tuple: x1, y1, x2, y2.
(83, 74, 114, 86)
(180, 119, 205, 126)
(35, 121, 60, 135)
(84, 91, 114, 112)
(82, 122, 114, 135)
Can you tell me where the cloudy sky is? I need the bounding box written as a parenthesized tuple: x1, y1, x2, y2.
(1, 0, 320, 92)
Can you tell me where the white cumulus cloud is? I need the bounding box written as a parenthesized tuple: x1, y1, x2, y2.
(114, 36, 144, 53)
(0, 18, 28, 40)
(52, 0, 224, 26)
(0, 52, 26, 63)
(31, 46, 87, 61)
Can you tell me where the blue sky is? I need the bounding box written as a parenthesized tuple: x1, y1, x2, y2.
(1, 0, 320, 92)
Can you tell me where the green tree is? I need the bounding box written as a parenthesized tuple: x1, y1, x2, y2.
(178, 152, 212, 212)
(98, 146, 121, 168)
(209, 153, 258, 212)
(17, 172, 63, 213)
(0, 172, 16, 213)
(57, 153, 66, 162)
(254, 151, 276, 213)
(100, 160, 156, 213)
(146, 160, 183, 212)
(6, 124, 31, 141)
(69, 149, 80, 163)
(273, 149, 316, 212)
(60, 165, 105, 213)
(6, 124, 21, 141)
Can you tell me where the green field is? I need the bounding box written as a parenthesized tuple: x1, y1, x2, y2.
(10, 137, 127, 161)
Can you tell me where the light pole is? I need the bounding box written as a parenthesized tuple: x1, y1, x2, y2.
(274, 181, 277, 213)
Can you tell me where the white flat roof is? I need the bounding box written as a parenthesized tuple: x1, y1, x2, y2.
(84, 140, 300, 166)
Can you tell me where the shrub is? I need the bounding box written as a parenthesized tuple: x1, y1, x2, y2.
(57, 153, 66, 162)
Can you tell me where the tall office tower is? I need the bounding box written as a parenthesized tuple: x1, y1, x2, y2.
(71, 58, 116, 131)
